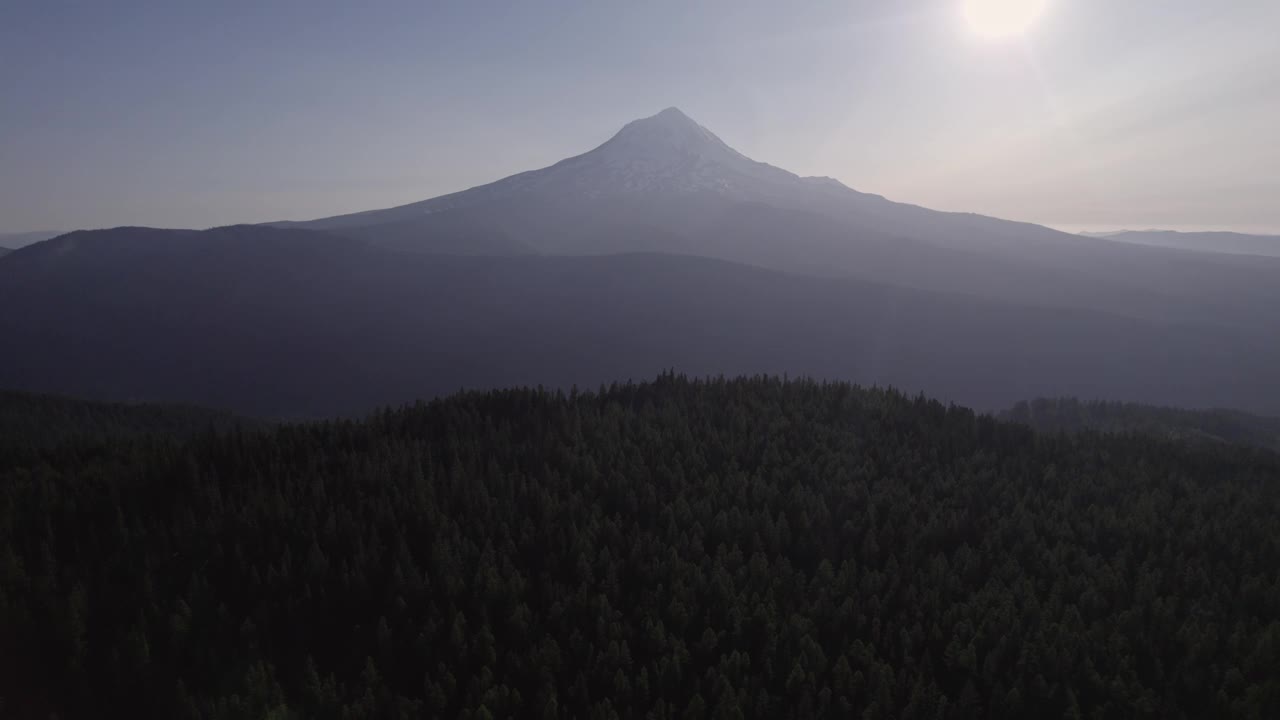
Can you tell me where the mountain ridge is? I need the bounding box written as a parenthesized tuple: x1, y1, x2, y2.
(4, 224, 1280, 418)
(1083, 229, 1280, 258)
(0, 230, 62, 249)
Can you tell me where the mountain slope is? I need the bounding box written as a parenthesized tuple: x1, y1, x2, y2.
(0, 230, 63, 249)
(278, 108, 1093, 262)
(273, 109, 1280, 332)
(0, 247, 10, 258)
(3, 226, 1279, 417)
(1003, 397, 1280, 452)
(1087, 229, 1280, 258)
(0, 389, 256, 453)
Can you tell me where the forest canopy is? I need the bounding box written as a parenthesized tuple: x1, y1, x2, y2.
(2, 375, 1278, 718)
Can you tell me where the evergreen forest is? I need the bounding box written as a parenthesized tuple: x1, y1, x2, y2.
(3, 376, 1279, 718)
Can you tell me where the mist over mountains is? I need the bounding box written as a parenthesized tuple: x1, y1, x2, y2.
(1083, 229, 1280, 258)
(3, 109, 1279, 417)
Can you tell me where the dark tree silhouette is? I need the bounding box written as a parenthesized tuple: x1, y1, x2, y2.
(3, 375, 1279, 718)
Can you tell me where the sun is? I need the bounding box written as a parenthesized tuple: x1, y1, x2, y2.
(963, 0, 1049, 39)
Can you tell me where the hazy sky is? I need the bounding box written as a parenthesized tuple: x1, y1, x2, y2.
(2, 0, 1278, 234)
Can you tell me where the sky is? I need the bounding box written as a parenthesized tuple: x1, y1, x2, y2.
(2, 0, 1278, 235)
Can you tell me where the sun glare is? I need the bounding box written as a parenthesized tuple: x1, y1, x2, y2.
(964, 0, 1049, 38)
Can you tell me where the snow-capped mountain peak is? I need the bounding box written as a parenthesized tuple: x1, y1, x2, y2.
(287, 108, 839, 226)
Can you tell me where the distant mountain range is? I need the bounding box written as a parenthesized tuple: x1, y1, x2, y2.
(1082, 229, 1280, 258)
(1003, 397, 1280, 453)
(3, 109, 1280, 416)
(0, 230, 63, 250)
(10, 224, 1272, 417)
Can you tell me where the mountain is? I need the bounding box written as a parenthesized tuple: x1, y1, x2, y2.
(274, 108, 1280, 333)
(6, 375, 1280, 718)
(0, 247, 11, 258)
(0, 230, 63, 249)
(3, 225, 1279, 417)
(1084, 229, 1280, 258)
(5, 112, 1280, 417)
(1003, 397, 1280, 452)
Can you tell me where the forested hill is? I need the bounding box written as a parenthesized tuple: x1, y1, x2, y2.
(0, 390, 255, 453)
(1003, 397, 1280, 453)
(3, 376, 1280, 718)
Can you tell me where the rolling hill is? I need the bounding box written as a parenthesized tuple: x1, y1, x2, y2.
(0, 389, 255, 451)
(4, 375, 1279, 718)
